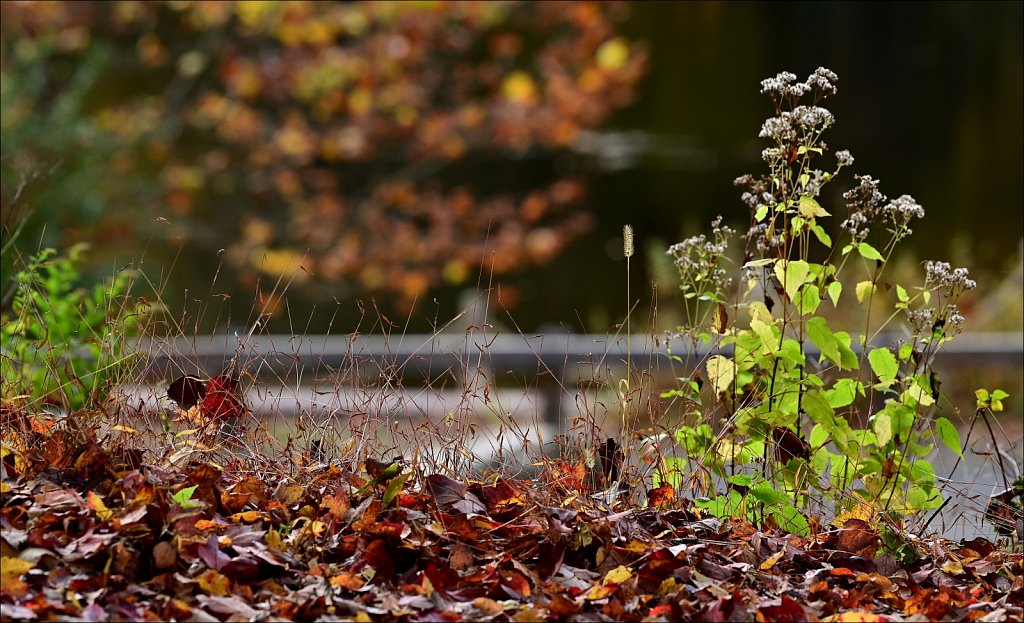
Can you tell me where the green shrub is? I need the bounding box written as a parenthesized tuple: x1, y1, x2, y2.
(1, 244, 147, 412)
(659, 69, 979, 533)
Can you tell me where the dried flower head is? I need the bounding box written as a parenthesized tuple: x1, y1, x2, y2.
(760, 71, 800, 98)
(623, 224, 634, 258)
(840, 175, 888, 240)
(805, 67, 839, 98)
(666, 215, 734, 306)
(885, 195, 925, 224)
(735, 174, 772, 211)
(924, 261, 977, 296)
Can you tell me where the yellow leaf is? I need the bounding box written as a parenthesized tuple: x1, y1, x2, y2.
(502, 71, 536, 104)
(596, 37, 629, 71)
(855, 280, 876, 303)
(87, 491, 114, 522)
(706, 355, 735, 396)
(941, 556, 964, 575)
(604, 565, 633, 585)
(623, 540, 648, 553)
(749, 299, 774, 323)
(253, 248, 310, 281)
(266, 529, 283, 551)
(586, 564, 633, 600)
(0, 557, 33, 597)
(774, 259, 811, 300)
(822, 612, 890, 623)
(873, 412, 892, 447)
(902, 384, 935, 407)
(760, 549, 785, 570)
(1, 557, 34, 578)
(798, 195, 830, 219)
(831, 501, 879, 527)
(196, 569, 231, 596)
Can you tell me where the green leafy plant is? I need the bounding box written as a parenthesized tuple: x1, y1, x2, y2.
(171, 485, 202, 510)
(659, 69, 979, 534)
(1, 244, 148, 412)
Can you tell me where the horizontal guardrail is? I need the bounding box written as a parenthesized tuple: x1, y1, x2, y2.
(139, 332, 1022, 423)
(141, 331, 1024, 371)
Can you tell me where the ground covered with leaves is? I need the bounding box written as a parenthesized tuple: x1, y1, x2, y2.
(1, 432, 1022, 623)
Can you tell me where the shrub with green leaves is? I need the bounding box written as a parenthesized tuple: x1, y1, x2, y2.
(659, 68, 980, 534)
(1, 244, 147, 412)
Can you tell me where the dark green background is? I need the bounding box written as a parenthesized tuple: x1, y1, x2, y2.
(4, 2, 1022, 335)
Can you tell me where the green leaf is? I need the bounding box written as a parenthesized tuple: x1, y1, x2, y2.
(803, 390, 835, 426)
(382, 471, 411, 507)
(895, 284, 909, 302)
(910, 460, 936, 488)
(806, 316, 841, 366)
(990, 389, 1009, 412)
(833, 332, 860, 371)
(906, 485, 943, 510)
(798, 284, 821, 315)
(810, 424, 831, 448)
(778, 338, 806, 367)
(750, 482, 790, 506)
(898, 343, 914, 361)
(855, 280, 877, 303)
(172, 485, 202, 509)
(772, 504, 809, 536)
(935, 417, 963, 458)
(754, 205, 769, 222)
(654, 458, 686, 488)
(726, 474, 755, 487)
(827, 378, 860, 408)
(750, 318, 777, 356)
(868, 347, 899, 384)
(857, 242, 884, 262)
(827, 281, 842, 307)
(810, 224, 832, 248)
(810, 445, 830, 473)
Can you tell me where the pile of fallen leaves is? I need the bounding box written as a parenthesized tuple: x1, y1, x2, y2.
(1, 430, 1022, 622)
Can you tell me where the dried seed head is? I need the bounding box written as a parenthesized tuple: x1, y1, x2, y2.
(623, 224, 634, 258)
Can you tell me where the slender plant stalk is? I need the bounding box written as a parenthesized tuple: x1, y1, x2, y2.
(623, 224, 634, 436)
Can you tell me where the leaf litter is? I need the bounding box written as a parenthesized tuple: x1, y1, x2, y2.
(0, 432, 1021, 622)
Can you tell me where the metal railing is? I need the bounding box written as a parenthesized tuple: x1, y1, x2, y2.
(140, 332, 1023, 423)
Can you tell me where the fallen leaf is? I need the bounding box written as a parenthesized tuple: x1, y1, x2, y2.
(196, 569, 231, 596)
(0, 557, 33, 597)
(760, 549, 785, 570)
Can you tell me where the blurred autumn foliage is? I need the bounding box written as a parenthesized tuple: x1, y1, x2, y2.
(0, 1, 647, 311)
